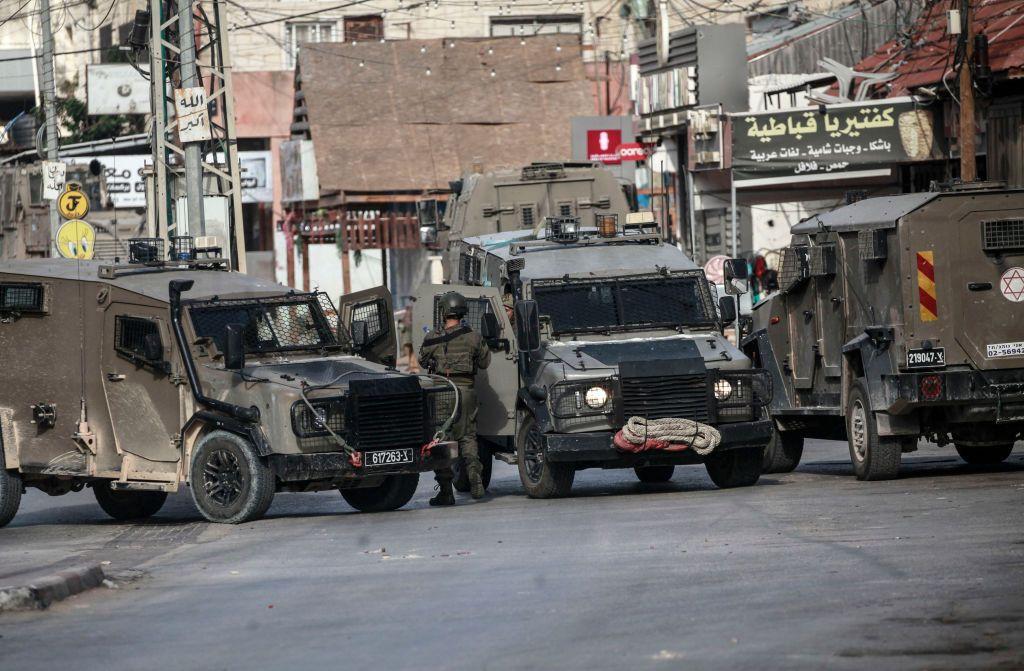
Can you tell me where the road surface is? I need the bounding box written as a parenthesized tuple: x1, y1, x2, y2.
(2, 439, 1022, 670)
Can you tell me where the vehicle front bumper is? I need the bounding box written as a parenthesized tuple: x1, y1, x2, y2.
(543, 420, 773, 465)
(268, 441, 458, 482)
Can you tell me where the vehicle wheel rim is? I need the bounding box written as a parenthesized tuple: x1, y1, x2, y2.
(850, 399, 868, 462)
(523, 425, 545, 483)
(202, 448, 243, 507)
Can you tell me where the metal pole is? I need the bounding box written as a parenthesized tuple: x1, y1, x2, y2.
(177, 0, 205, 235)
(730, 169, 740, 339)
(36, 0, 60, 255)
(958, 0, 976, 182)
(685, 169, 697, 261)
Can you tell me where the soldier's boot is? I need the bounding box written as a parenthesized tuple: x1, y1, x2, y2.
(468, 467, 485, 500)
(429, 481, 455, 506)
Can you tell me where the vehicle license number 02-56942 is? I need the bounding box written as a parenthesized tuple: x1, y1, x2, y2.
(906, 347, 945, 369)
(364, 448, 415, 466)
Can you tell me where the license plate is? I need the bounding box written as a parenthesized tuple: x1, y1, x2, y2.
(987, 341, 1024, 358)
(906, 347, 945, 369)
(364, 448, 414, 466)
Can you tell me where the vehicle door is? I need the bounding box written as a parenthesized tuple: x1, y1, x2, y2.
(811, 241, 844, 380)
(778, 245, 816, 389)
(338, 286, 396, 366)
(412, 284, 517, 440)
(101, 305, 181, 464)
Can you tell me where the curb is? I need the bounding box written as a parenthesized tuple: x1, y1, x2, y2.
(0, 564, 106, 613)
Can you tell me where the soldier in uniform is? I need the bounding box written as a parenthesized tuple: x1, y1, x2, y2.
(419, 292, 492, 505)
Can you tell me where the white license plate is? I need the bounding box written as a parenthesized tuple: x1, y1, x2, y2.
(364, 448, 414, 466)
(906, 347, 945, 369)
(987, 341, 1024, 358)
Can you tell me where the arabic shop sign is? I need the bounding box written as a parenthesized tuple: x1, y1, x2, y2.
(731, 99, 943, 184)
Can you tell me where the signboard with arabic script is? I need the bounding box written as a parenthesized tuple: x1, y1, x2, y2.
(731, 99, 943, 185)
(174, 87, 212, 143)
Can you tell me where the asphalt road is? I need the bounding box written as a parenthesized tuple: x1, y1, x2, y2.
(2, 439, 1023, 670)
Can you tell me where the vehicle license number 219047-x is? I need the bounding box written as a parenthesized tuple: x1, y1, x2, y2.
(364, 448, 415, 466)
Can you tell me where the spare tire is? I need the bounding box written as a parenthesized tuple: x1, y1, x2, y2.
(341, 474, 419, 512)
(94, 485, 167, 521)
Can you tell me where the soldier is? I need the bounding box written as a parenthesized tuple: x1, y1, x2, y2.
(419, 291, 492, 505)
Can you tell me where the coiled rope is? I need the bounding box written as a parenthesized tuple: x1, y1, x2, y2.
(613, 416, 722, 456)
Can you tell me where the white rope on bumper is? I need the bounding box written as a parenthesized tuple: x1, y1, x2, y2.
(617, 416, 723, 456)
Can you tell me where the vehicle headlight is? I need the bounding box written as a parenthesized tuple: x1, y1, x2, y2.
(584, 386, 609, 408)
(713, 379, 733, 401)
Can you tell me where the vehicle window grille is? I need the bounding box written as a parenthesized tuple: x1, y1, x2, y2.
(291, 397, 348, 452)
(0, 282, 44, 313)
(426, 386, 460, 430)
(433, 296, 493, 332)
(459, 253, 482, 284)
(520, 205, 536, 229)
(809, 244, 837, 276)
(350, 298, 387, 345)
(189, 292, 339, 355)
(777, 246, 809, 293)
(114, 316, 165, 369)
(858, 228, 887, 261)
(982, 218, 1024, 252)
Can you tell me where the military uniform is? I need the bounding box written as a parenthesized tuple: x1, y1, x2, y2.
(419, 321, 491, 500)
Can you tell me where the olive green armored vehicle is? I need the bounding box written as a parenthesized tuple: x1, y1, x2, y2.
(0, 252, 457, 526)
(414, 215, 773, 498)
(744, 184, 1024, 479)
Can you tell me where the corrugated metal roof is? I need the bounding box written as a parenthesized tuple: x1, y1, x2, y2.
(298, 35, 592, 195)
(852, 0, 1024, 96)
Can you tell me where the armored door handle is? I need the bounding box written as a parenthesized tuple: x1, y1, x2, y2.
(106, 373, 126, 382)
(803, 310, 814, 318)
(967, 282, 992, 291)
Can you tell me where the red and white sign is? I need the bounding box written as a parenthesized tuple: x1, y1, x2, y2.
(587, 129, 622, 164)
(617, 143, 646, 162)
(1000, 266, 1024, 303)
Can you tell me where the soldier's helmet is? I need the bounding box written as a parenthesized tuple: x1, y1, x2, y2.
(439, 291, 469, 318)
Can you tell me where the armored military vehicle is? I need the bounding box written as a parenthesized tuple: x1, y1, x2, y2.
(413, 215, 773, 497)
(744, 185, 1024, 479)
(416, 161, 636, 274)
(0, 251, 457, 526)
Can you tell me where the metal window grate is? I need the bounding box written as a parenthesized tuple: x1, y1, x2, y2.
(350, 298, 387, 345)
(459, 253, 482, 284)
(189, 293, 339, 355)
(777, 246, 809, 293)
(426, 386, 459, 430)
(433, 296, 493, 332)
(520, 205, 536, 229)
(114, 316, 164, 369)
(809, 244, 837, 277)
(0, 283, 44, 313)
(982, 218, 1024, 252)
(558, 202, 575, 217)
(858, 228, 887, 261)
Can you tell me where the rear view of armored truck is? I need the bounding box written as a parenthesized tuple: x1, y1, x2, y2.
(746, 186, 1024, 479)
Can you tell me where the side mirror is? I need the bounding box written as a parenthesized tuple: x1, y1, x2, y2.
(143, 332, 163, 362)
(724, 258, 749, 296)
(419, 225, 438, 246)
(224, 323, 246, 370)
(351, 320, 369, 349)
(514, 300, 541, 352)
(480, 311, 500, 340)
(718, 296, 737, 325)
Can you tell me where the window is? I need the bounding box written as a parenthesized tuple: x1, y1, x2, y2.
(490, 14, 582, 37)
(285, 21, 339, 68)
(114, 316, 165, 370)
(520, 204, 536, 229)
(433, 296, 493, 333)
(0, 283, 44, 313)
(344, 15, 383, 42)
(350, 297, 388, 345)
(557, 201, 575, 217)
(189, 293, 339, 354)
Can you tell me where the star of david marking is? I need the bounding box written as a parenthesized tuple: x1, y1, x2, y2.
(1000, 267, 1024, 303)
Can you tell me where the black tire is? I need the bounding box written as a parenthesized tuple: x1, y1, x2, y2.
(954, 443, 1015, 465)
(189, 431, 275, 524)
(762, 429, 804, 473)
(0, 455, 22, 528)
(93, 485, 167, 521)
(516, 415, 574, 499)
(846, 380, 901, 481)
(634, 465, 675, 483)
(451, 450, 493, 493)
(341, 474, 420, 512)
(705, 447, 762, 488)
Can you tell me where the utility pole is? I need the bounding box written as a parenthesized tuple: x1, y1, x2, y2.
(36, 0, 61, 254)
(959, 0, 976, 182)
(177, 0, 205, 235)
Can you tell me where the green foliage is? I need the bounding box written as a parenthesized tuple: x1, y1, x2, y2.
(51, 95, 147, 144)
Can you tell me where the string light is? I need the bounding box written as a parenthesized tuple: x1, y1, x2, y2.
(380, 37, 386, 43)
(449, 40, 456, 48)
(426, 67, 432, 75)
(487, 46, 494, 55)
(490, 68, 496, 77)
(420, 45, 427, 53)
(359, 59, 365, 67)
(555, 64, 562, 71)
(450, 19, 455, 28)
(473, 0, 479, 9)
(555, 44, 561, 52)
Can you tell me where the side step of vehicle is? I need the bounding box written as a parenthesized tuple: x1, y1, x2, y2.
(110, 480, 177, 493)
